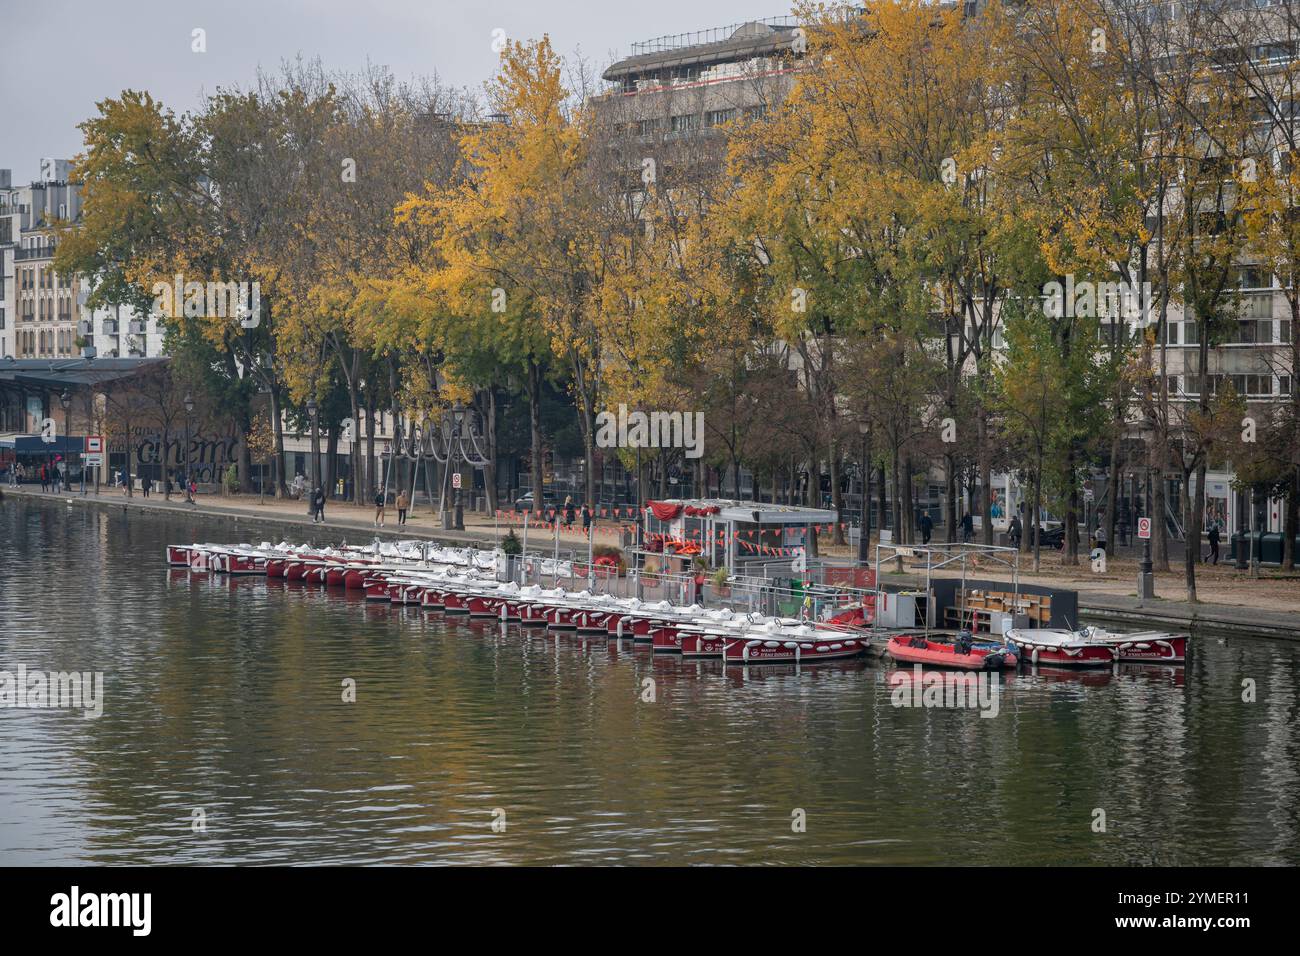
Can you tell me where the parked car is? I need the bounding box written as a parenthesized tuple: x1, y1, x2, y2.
(512, 492, 557, 513)
(1035, 525, 1072, 551)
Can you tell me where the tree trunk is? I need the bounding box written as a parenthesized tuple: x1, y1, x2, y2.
(162, 427, 171, 501)
(349, 393, 361, 504)
(1284, 474, 1297, 571)
(877, 463, 888, 539)
(1152, 466, 1169, 571)
(979, 412, 993, 545)
(364, 401, 375, 502)
(1105, 433, 1120, 551)
(481, 387, 499, 514)
(944, 451, 957, 544)
(325, 427, 338, 499)
(830, 440, 845, 545)
(1065, 448, 1079, 565)
(528, 359, 544, 514)
(270, 388, 287, 498)
(1032, 460, 1043, 573)
(1183, 468, 1201, 603)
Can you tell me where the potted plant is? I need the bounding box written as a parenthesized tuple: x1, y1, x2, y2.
(711, 566, 731, 597)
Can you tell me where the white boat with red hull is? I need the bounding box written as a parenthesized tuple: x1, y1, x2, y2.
(1006, 629, 1115, 667)
(723, 622, 868, 665)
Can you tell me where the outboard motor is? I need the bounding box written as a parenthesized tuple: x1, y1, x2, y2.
(982, 651, 1006, 670)
(955, 629, 974, 655)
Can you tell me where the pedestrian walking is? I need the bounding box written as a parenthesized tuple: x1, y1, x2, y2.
(312, 486, 325, 523)
(141, 474, 151, 498)
(188, 477, 197, 505)
(1008, 513, 1022, 549)
(1207, 522, 1221, 565)
(1093, 522, 1107, 554)
(919, 511, 933, 545)
(960, 512, 974, 544)
(582, 503, 592, 535)
(564, 495, 576, 529)
(40, 465, 49, 492)
(396, 490, 409, 526)
(374, 489, 386, 527)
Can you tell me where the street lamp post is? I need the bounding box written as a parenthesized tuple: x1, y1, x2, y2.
(452, 402, 466, 530)
(183, 392, 195, 505)
(306, 397, 319, 498)
(353, 378, 365, 504)
(60, 391, 71, 492)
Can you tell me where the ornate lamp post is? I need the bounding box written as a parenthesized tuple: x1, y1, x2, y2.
(451, 401, 466, 529)
(183, 392, 194, 503)
(306, 397, 319, 495)
(424, 399, 488, 532)
(60, 390, 71, 491)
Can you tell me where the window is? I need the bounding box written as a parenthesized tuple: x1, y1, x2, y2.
(671, 113, 698, 133)
(743, 104, 768, 121)
(705, 108, 737, 128)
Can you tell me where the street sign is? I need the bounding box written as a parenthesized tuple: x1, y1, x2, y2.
(451, 472, 462, 490)
(85, 435, 103, 453)
(84, 453, 103, 468)
(1137, 517, 1152, 539)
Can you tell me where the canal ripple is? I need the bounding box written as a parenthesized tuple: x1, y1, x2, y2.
(1, 498, 1298, 865)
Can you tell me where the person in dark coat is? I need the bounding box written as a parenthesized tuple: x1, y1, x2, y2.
(919, 512, 933, 545)
(312, 487, 326, 523)
(1008, 513, 1022, 548)
(960, 512, 974, 543)
(1207, 522, 1221, 565)
(582, 503, 592, 535)
(564, 495, 576, 529)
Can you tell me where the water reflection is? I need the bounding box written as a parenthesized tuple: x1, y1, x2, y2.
(1, 499, 1298, 865)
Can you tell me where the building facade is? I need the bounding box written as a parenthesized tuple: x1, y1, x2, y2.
(0, 161, 163, 363)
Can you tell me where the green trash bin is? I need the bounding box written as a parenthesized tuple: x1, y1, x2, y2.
(1261, 532, 1283, 565)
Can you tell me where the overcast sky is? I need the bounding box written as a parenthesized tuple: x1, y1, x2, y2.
(2, 0, 777, 182)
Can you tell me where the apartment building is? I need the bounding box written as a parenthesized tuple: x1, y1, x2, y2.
(0, 160, 163, 363)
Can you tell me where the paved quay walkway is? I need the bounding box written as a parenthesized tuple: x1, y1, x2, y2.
(6, 484, 1297, 638)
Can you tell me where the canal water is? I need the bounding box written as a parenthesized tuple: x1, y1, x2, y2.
(2, 497, 1298, 865)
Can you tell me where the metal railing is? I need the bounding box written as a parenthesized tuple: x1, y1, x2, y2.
(630, 15, 799, 56)
(500, 552, 872, 621)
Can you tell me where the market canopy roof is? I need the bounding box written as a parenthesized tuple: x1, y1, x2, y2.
(0, 357, 167, 391)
